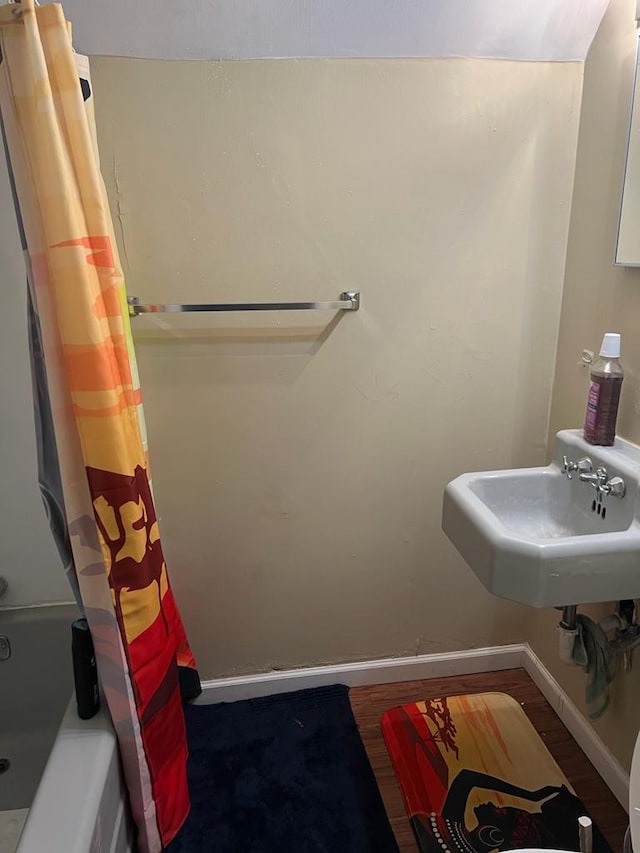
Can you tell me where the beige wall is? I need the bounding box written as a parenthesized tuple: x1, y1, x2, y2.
(90, 56, 582, 678)
(528, 0, 640, 771)
(0, 154, 74, 607)
(2, 0, 639, 780)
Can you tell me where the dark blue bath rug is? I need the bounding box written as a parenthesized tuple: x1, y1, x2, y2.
(166, 684, 398, 852)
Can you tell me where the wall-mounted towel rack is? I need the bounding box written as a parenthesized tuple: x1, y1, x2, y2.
(127, 291, 360, 316)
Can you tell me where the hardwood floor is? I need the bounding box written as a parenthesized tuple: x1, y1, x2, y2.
(350, 669, 628, 852)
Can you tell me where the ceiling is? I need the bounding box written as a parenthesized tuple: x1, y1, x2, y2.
(51, 0, 612, 62)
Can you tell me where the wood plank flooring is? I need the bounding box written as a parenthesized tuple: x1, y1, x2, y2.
(350, 669, 628, 852)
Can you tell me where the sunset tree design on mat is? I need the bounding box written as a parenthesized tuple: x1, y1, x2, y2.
(382, 693, 610, 853)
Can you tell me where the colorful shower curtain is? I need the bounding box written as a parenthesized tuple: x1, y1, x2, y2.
(0, 2, 200, 850)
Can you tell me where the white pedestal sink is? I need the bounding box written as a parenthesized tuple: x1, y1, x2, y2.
(442, 430, 640, 607)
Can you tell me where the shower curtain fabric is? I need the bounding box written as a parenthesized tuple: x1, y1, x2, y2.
(0, 2, 200, 850)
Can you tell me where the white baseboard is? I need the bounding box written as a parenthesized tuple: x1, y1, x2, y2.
(195, 643, 525, 704)
(521, 645, 629, 811)
(196, 642, 630, 813)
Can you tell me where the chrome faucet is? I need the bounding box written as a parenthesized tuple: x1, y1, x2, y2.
(562, 455, 593, 479)
(579, 466, 626, 498)
(602, 476, 626, 498)
(579, 466, 607, 488)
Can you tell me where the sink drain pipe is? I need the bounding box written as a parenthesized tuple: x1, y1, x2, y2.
(558, 605, 579, 665)
(557, 601, 634, 666)
(560, 605, 577, 630)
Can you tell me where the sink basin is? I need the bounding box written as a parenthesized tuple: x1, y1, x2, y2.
(442, 430, 640, 607)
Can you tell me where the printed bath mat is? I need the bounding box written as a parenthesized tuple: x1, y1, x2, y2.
(381, 692, 612, 852)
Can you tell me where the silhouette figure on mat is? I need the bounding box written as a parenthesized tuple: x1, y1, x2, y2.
(412, 769, 607, 853)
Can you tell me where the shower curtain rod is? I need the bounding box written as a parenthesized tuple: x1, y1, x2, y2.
(127, 291, 360, 316)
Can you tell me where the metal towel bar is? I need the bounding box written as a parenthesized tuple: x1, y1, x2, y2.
(127, 291, 360, 316)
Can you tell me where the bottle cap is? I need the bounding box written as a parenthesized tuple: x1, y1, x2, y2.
(599, 333, 621, 358)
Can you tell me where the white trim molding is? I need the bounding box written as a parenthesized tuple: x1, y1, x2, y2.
(194, 644, 524, 704)
(196, 642, 629, 812)
(520, 645, 630, 811)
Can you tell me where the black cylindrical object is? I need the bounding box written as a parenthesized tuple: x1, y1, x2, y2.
(71, 618, 100, 720)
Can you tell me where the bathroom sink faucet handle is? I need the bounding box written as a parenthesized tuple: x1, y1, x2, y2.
(577, 457, 593, 474)
(601, 475, 626, 499)
(562, 456, 592, 479)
